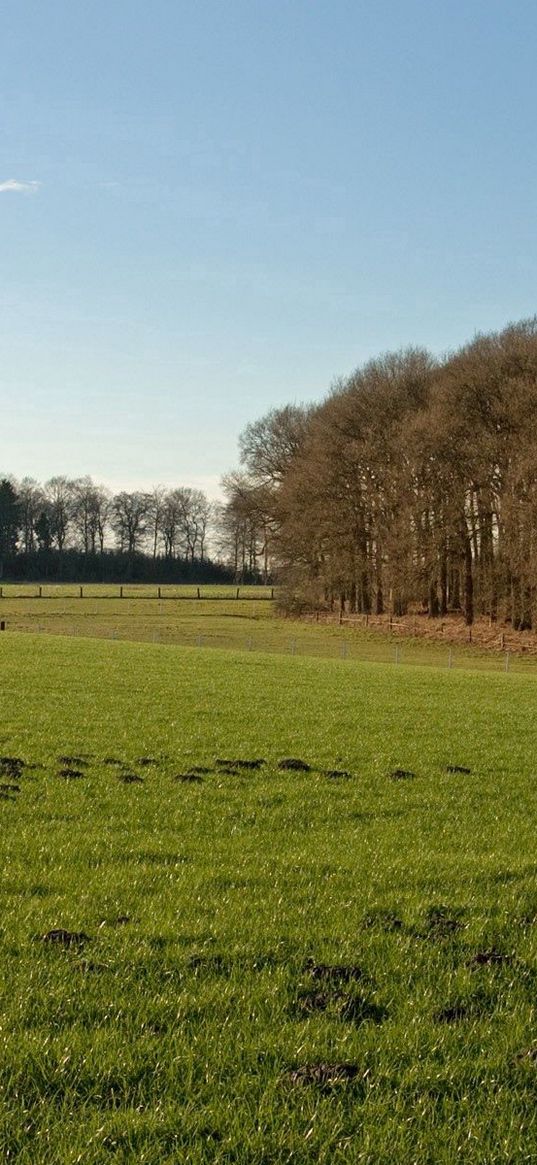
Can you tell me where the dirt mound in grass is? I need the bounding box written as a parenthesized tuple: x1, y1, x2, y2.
(304, 960, 363, 983)
(215, 758, 266, 770)
(389, 768, 415, 780)
(278, 758, 311, 772)
(294, 990, 331, 1015)
(435, 1003, 472, 1023)
(0, 756, 25, 778)
(424, 905, 465, 939)
(467, 949, 513, 968)
(41, 928, 90, 947)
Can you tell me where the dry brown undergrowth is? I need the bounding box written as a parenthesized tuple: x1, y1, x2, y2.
(307, 610, 537, 656)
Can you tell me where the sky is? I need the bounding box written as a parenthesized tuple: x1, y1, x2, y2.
(2, 0, 537, 498)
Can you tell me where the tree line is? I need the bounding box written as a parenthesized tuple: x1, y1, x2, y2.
(0, 477, 237, 582)
(221, 318, 537, 628)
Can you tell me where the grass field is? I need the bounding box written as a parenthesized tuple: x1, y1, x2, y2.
(2, 629, 537, 1162)
(1, 583, 535, 675)
(0, 584, 273, 600)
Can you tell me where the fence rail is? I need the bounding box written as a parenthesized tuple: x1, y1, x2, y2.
(0, 620, 531, 677)
(0, 585, 275, 601)
(309, 609, 536, 656)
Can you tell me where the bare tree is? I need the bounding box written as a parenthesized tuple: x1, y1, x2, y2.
(111, 491, 150, 558)
(71, 478, 111, 554)
(239, 404, 313, 488)
(44, 476, 74, 554)
(170, 488, 212, 562)
(17, 477, 44, 555)
(219, 474, 266, 580)
(147, 486, 167, 559)
(188, 490, 211, 562)
(92, 484, 112, 554)
(160, 489, 183, 560)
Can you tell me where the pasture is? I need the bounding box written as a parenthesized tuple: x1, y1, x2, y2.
(1, 582, 535, 674)
(2, 629, 537, 1162)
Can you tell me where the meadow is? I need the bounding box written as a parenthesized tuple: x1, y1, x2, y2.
(1, 582, 535, 674)
(2, 623, 537, 1163)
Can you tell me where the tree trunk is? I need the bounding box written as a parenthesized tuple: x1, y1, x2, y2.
(439, 547, 448, 616)
(428, 581, 439, 618)
(463, 534, 474, 626)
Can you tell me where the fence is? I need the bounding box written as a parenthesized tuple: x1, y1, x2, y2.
(310, 608, 537, 658)
(0, 618, 529, 677)
(0, 584, 275, 601)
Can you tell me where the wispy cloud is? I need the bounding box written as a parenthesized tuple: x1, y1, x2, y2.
(0, 179, 41, 194)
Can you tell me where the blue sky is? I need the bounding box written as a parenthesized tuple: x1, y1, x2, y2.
(2, 0, 537, 496)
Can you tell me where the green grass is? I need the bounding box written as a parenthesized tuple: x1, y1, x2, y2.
(1, 583, 534, 675)
(0, 583, 273, 600)
(2, 631, 537, 1162)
